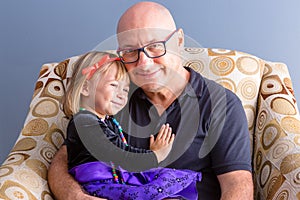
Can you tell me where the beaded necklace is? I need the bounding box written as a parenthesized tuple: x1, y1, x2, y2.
(110, 161, 125, 184)
(111, 117, 128, 146)
(110, 116, 127, 184)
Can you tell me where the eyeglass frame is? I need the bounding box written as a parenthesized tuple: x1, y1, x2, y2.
(117, 29, 179, 64)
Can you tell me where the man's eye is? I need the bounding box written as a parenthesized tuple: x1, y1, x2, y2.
(150, 44, 160, 48)
(110, 83, 118, 87)
(123, 88, 129, 93)
(147, 43, 164, 51)
(122, 49, 137, 56)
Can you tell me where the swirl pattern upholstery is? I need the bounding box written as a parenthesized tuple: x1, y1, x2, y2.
(0, 48, 299, 200)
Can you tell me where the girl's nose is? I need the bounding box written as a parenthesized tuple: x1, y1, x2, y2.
(116, 87, 127, 99)
(116, 92, 125, 99)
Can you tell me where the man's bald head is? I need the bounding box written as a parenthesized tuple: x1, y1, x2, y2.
(117, 2, 176, 34)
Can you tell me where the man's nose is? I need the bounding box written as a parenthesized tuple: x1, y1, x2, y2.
(137, 50, 153, 66)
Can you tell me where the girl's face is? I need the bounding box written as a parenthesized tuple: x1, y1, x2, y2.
(86, 63, 129, 118)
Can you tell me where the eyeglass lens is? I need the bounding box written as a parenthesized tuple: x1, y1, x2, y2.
(119, 42, 166, 64)
(118, 29, 178, 64)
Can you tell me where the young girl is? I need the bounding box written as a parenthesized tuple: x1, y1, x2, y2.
(63, 51, 201, 200)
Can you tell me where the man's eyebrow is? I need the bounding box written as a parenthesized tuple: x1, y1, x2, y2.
(119, 39, 159, 49)
(147, 39, 159, 43)
(119, 45, 136, 49)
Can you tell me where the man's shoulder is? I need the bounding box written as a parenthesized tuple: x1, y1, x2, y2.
(188, 68, 243, 111)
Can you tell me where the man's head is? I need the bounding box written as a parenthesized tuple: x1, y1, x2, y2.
(117, 1, 176, 33)
(116, 2, 186, 93)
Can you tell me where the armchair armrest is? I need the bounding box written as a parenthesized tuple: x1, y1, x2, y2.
(253, 61, 300, 199)
(0, 58, 75, 199)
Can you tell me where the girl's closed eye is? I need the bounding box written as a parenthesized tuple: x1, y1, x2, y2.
(123, 87, 129, 93)
(110, 82, 119, 87)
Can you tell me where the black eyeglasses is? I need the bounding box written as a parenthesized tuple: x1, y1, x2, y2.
(117, 29, 178, 64)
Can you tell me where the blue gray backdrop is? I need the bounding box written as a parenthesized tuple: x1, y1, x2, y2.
(1, 0, 299, 163)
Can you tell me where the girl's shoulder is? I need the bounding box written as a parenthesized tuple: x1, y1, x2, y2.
(72, 110, 100, 125)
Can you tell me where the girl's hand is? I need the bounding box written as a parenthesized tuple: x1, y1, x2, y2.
(150, 124, 175, 163)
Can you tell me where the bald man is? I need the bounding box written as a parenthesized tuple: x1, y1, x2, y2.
(48, 2, 253, 200)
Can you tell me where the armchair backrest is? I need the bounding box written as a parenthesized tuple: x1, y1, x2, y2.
(1, 48, 299, 200)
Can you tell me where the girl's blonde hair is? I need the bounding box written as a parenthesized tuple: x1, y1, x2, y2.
(62, 51, 128, 119)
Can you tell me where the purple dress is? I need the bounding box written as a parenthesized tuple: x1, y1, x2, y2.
(67, 111, 202, 199)
(69, 161, 201, 200)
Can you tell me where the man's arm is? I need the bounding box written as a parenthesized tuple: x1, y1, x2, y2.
(48, 145, 104, 200)
(218, 170, 254, 200)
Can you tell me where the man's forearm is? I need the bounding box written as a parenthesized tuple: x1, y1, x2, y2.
(218, 170, 254, 200)
(48, 145, 100, 200)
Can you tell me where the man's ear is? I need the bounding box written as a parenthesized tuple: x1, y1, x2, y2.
(177, 28, 184, 48)
(81, 80, 90, 96)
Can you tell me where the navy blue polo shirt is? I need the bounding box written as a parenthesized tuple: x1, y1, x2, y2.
(116, 67, 252, 200)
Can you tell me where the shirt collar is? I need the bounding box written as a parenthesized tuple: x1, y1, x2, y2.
(182, 67, 204, 98)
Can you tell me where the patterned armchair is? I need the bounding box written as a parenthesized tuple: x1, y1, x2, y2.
(0, 48, 299, 200)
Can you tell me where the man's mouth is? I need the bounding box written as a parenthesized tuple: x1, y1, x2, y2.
(135, 68, 161, 79)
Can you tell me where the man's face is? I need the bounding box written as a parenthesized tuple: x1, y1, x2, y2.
(117, 28, 183, 93)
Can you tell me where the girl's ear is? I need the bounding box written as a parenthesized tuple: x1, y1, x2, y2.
(81, 80, 90, 96)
